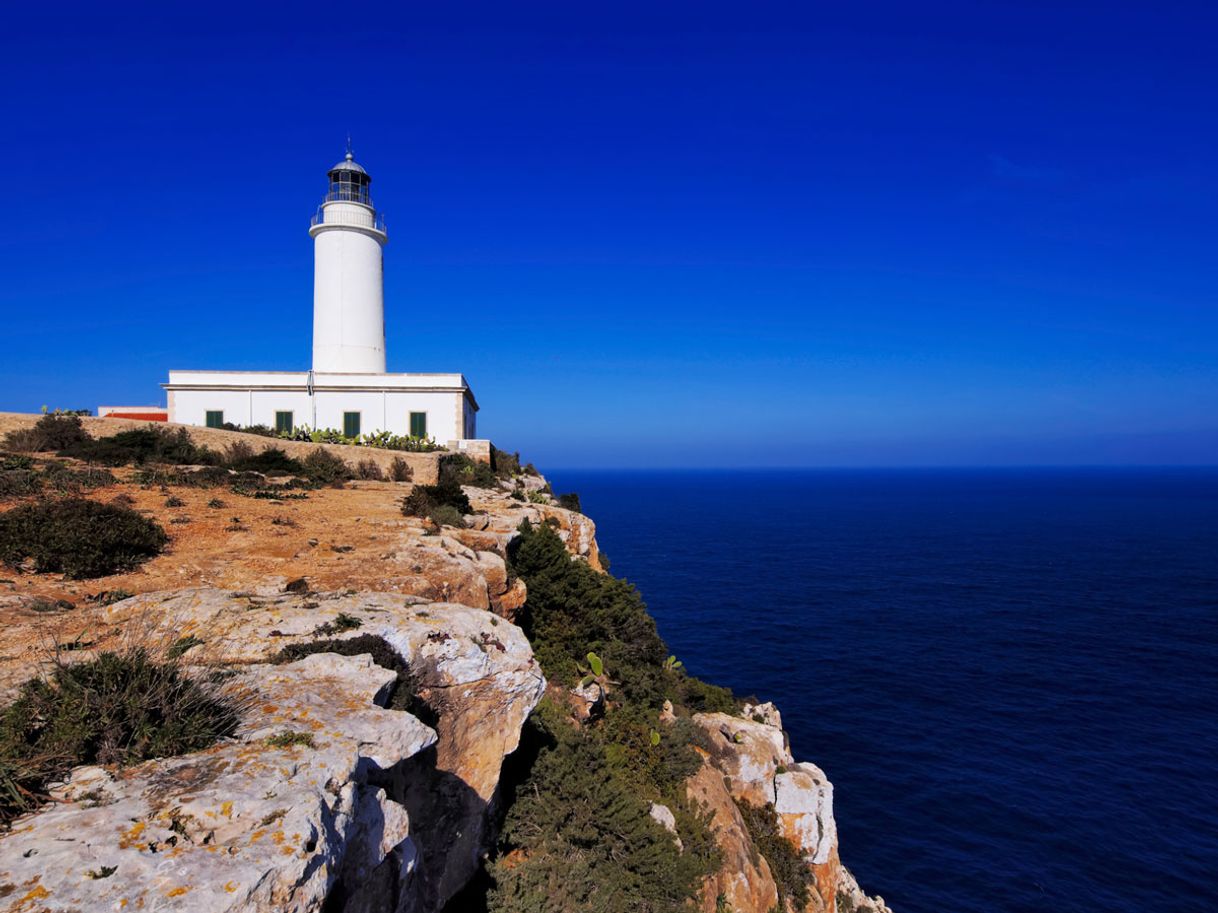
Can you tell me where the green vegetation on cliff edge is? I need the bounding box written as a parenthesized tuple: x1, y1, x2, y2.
(484, 520, 738, 912)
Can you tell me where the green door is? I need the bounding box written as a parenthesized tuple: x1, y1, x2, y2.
(410, 412, 427, 438)
(275, 411, 293, 433)
(343, 412, 361, 438)
(205, 410, 224, 429)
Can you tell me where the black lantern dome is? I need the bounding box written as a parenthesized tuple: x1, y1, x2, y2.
(326, 152, 373, 206)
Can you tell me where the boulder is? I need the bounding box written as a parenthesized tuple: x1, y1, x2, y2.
(0, 588, 546, 913)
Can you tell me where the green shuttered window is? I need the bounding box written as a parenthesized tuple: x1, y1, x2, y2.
(343, 412, 361, 438)
(410, 412, 427, 438)
(275, 411, 293, 434)
(205, 410, 224, 429)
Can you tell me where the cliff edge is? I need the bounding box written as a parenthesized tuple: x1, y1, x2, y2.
(0, 418, 890, 913)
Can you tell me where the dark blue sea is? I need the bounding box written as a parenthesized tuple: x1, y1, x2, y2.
(544, 468, 1218, 913)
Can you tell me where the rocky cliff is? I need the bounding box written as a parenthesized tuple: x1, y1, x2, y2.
(0, 430, 890, 913)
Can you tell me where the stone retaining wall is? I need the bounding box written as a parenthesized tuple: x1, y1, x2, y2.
(0, 412, 444, 484)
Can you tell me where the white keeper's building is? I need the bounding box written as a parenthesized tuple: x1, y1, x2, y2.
(163, 151, 479, 445)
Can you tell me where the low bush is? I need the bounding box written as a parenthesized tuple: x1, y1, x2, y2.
(490, 446, 522, 478)
(300, 449, 352, 486)
(223, 443, 303, 475)
(400, 478, 472, 519)
(440, 453, 499, 489)
(0, 453, 34, 471)
(0, 471, 41, 499)
(39, 462, 116, 494)
(427, 504, 467, 529)
(507, 520, 669, 700)
(221, 422, 277, 438)
(0, 499, 168, 578)
(736, 799, 814, 910)
(0, 647, 240, 827)
(481, 522, 749, 910)
(2, 415, 90, 453)
(489, 446, 543, 480)
(488, 699, 719, 913)
(0, 458, 114, 497)
(60, 426, 219, 467)
(131, 465, 231, 488)
(388, 456, 412, 482)
(354, 459, 385, 481)
(556, 492, 582, 513)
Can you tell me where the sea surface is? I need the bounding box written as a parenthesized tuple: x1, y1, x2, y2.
(543, 468, 1218, 913)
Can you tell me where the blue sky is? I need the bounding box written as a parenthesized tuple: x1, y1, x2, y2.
(2, 1, 1215, 467)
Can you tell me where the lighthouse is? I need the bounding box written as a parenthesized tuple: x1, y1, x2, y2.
(309, 151, 388, 374)
(162, 147, 482, 448)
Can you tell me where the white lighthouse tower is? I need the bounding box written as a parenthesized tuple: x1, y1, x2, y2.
(163, 146, 482, 450)
(309, 150, 388, 373)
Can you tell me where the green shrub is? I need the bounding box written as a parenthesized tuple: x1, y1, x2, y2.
(132, 465, 231, 488)
(401, 478, 472, 519)
(0, 471, 41, 499)
(311, 612, 363, 636)
(0, 453, 34, 471)
(480, 523, 750, 910)
(223, 443, 303, 475)
(508, 521, 737, 713)
(0, 499, 168, 578)
(354, 459, 385, 481)
(508, 521, 667, 700)
(427, 504, 467, 529)
(556, 492, 582, 513)
(490, 446, 522, 478)
(39, 462, 116, 493)
(488, 698, 719, 913)
(736, 799, 813, 910)
(0, 647, 240, 827)
(440, 453, 498, 489)
(60, 426, 219, 467)
(300, 449, 352, 486)
(388, 456, 412, 482)
(221, 422, 277, 438)
(2, 415, 90, 453)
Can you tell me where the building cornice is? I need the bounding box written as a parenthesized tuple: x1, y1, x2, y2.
(162, 382, 471, 395)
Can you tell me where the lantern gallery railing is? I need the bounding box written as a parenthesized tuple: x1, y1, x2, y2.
(311, 206, 387, 233)
(323, 188, 374, 205)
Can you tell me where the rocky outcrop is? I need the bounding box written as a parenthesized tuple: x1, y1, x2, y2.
(0, 589, 545, 912)
(686, 755, 781, 913)
(690, 703, 861, 913)
(0, 439, 888, 913)
(460, 491, 604, 572)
